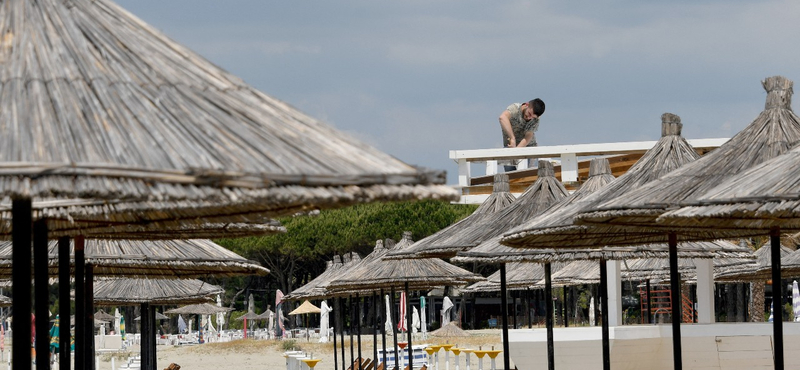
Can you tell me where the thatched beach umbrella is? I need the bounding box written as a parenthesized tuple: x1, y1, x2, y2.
(571, 76, 800, 370)
(387, 174, 516, 259)
(93, 278, 223, 306)
(0, 239, 269, 278)
(328, 233, 483, 370)
(165, 303, 234, 316)
(2, 1, 456, 368)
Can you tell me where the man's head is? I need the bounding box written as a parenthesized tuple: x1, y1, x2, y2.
(523, 98, 545, 121)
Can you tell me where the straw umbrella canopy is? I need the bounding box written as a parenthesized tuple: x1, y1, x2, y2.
(165, 303, 234, 316)
(0, 0, 458, 238)
(0, 239, 269, 278)
(135, 312, 169, 321)
(93, 278, 223, 306)
(714, 243, 795, 282)
(462, 262, 568, 293)
(94, 310, 117, 322)
(386, 174, 516, 259)
(328, 233, 484, 293)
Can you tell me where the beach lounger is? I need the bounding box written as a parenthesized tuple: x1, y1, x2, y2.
(347, 357, 372, 370)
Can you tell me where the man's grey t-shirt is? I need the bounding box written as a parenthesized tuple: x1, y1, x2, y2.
(502, 103, 540, 147)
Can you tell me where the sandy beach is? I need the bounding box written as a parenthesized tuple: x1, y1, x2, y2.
(89, 330, 507, 370)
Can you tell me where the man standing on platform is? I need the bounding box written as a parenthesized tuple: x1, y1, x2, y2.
(498, 98, 545, 171)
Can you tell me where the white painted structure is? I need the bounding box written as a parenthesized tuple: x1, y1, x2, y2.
(450, 138, 729, 204)
(508, 323, 800, 370)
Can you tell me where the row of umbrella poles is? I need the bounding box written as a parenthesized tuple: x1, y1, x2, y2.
(284, 233, 484, 370)
(0, 2, 455, 370)
(7, 237, 267, 370)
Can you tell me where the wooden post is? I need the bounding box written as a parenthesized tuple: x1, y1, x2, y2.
(405, 283, 413, 370)
(86, 263, 96, 370)
(333, 297, 339, 370)
(391, 287, 399, 370)
(12, 199, 32, 370)
(58, 237, 71, 369)
(771, 227, 784, 370)
(458, 159, 471, 187)
(33, 219, 49, 370)
(600, 259, 610, 370)
(357, 294, 362, 370)
(544, 263, 554, 370)
(500, 264, 511, 370)
(74, 236, 86, 370)
(668, 232, 683, 370)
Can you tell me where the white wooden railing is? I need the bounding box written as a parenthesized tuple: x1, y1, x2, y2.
(450, 138, 729, 204)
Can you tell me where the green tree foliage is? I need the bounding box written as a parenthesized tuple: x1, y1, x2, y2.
(216, 199, 477, 295)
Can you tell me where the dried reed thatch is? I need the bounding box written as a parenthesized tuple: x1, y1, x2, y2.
(0, 239, 268, 278)
(327, 232, 483, 294)
(93, 278, 222, 306)
(165, 303, 234, 315)
(462, 262, 568, 293)
(94, 310, 117, 321)
(455, 158, 613, 263)
(715, 242, 795, 282)
(0, 0, 456, 238)
(501, 113, 701, 249)
(577, 76, 800, 241)
(386, 174, 516, 259)
(82, 219, 286, 240)
(549, 255, 754, 287)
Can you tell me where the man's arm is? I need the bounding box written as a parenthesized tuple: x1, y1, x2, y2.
(516, 131, 534, 147)
(498, 110, 516, 147)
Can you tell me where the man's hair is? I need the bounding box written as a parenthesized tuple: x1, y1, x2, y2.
(528, 98, 545, 117)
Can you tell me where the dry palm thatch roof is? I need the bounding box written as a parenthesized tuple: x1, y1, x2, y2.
(462, 262, 568, 293)
(715, 242, 795, 281)
(657, 144, 800, 232)
(327, 232, 484, 294)
(455, 158, 613, 263)
(93, 278, 222, 305)
(500, 113, 702, 249)
(82, 219, 286, 240)
(0, 0, 456, 237)
(165, 303, 234, 315)
(549, 255, 754, 286)
(0, 239, 268, 278)
(94, 309, 116, 321)
(576, 76, 800, 242)
(386, 174, 516, 259)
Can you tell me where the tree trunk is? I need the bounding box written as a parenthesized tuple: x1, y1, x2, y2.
(751, 281, 766, 322)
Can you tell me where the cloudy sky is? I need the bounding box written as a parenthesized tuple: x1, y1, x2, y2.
(117, 0, 800, 184)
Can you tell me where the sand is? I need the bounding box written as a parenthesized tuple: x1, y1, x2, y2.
(92, 330, 507, 370)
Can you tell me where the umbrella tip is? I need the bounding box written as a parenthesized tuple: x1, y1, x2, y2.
(762, 76, 793, 110)
(588, 158, 612, 177)
(402, 231, 413, 241)
(537, 160, 555, 178)
(661, 113, 683, 137)
(492, 174, 510, 194)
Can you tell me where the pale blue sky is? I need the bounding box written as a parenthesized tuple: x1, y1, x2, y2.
(117, 1, 800, 184)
